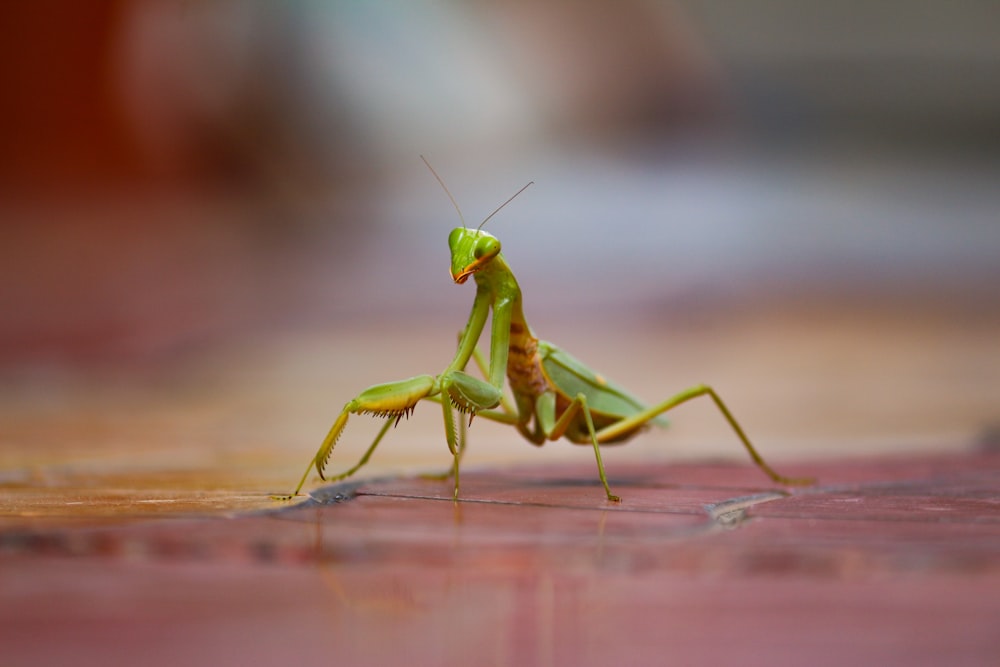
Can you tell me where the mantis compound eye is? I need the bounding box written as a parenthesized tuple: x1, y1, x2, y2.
(473, 236, 501, 261)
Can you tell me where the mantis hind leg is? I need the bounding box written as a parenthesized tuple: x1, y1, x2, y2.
(597, 384, 813, 487)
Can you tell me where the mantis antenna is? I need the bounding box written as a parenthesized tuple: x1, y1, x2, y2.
(421, 155, 533, 232)
(421, 155, 466, 228)
(476, 181, 534, 232)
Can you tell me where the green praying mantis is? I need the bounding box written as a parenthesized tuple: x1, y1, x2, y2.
(283, 159, 812, 503)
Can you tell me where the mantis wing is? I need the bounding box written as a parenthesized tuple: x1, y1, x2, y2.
(538, 341, 669, 427)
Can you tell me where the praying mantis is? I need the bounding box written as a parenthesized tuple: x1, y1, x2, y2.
(283, 159, 812, 503)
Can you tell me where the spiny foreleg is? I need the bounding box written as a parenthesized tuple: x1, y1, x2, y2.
(436, 370, 504, 499)
(278, 375, 437, 499)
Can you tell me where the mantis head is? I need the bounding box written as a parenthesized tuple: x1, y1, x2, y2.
(449, 228, 501, 284)
(420, 155, 531, 285)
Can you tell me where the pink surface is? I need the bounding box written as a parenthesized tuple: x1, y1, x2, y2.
(2, 452, 999, 666)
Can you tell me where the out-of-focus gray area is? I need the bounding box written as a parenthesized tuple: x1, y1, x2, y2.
(1, 1, 998, 363)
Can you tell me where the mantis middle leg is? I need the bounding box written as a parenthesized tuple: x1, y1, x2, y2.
(535, 391, 621, 502)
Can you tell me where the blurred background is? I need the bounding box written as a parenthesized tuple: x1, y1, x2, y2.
(2, 1, 999, 490)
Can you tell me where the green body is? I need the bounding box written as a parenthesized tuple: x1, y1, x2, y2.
(284, 226, 811, 502)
